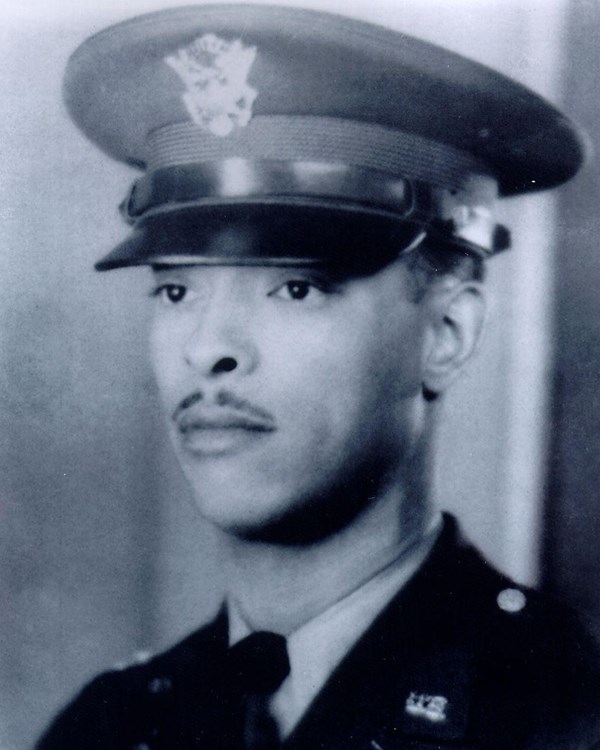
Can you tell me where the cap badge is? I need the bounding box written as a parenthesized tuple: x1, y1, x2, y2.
(405, 692, 448, 723)
(165, 33, 258, 137)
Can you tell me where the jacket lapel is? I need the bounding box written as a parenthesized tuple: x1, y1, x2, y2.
(283, 518, 478, 750)
(151, 607, 244, 748)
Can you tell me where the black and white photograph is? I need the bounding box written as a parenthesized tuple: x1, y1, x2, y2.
(1, 1, 600, 748)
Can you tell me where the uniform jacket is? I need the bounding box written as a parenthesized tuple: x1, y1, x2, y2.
(37, 516, 600, 750)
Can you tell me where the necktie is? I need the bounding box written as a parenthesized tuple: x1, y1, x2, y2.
(227, 632, 290, 750)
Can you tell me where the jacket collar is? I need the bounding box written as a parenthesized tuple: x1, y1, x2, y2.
(283, 514, 478, 750)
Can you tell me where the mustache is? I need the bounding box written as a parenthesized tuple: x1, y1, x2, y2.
(171, 389, 275, 425)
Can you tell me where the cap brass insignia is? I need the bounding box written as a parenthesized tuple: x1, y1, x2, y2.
(165, 33, 258, 137)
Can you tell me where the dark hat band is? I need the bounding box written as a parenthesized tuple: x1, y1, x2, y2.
(120, 158, 508, 257)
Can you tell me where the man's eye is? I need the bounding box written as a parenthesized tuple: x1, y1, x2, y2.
(271, 280, 326, 302)
(152, 284, 188, 304)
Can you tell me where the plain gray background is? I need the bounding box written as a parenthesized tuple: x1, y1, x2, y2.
(1, 1, 599, 748)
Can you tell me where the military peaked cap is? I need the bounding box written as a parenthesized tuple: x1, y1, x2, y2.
(63, 4, 587, 271)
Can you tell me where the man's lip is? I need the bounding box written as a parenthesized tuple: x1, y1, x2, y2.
(174, 409, 276, 457)
(177, 411, 276, 433)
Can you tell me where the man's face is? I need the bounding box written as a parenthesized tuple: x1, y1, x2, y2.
(149, 260, 430, 542)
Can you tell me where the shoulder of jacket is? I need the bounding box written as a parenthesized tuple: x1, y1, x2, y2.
(450, 537, 597, 664)
(36, 615, 224, 749)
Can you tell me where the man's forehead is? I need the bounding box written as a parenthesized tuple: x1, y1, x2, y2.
(63, 4, 586, 272)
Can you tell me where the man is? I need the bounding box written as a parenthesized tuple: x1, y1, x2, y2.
(37, 4, 600, 749)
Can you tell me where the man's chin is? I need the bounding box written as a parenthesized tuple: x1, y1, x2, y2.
(188, 482, 379, 547)
(186, 487, 297, 542)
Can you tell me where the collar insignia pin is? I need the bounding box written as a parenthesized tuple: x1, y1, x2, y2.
(405, 692, 448, 723)
(165, 33, 258, 137)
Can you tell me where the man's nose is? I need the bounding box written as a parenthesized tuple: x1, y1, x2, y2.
(182, 299, 259, 379)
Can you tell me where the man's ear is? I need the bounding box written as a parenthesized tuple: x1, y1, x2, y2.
(421, 280, 486, 398)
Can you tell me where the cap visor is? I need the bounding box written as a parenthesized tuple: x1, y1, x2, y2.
(95, 204, 425, 274)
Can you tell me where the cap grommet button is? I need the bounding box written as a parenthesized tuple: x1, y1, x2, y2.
(497, 588, 526, 613)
